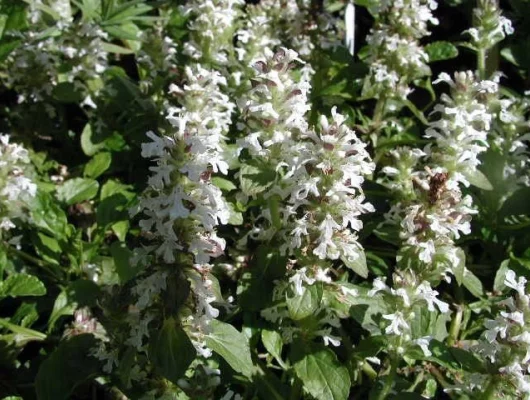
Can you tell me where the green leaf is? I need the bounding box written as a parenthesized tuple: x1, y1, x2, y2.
(494, 259, 511, 292)
(100, 42, 134, 54)
(205, 320, 254, 378)
(30, 191, 70, 240)
(0, 274, 46, 299)
(261, 329, 284, 366)
(425, 41, 459, 62)
(341, 249, 368, 278)
(36, 335, 100, 400)
(56, 178, 99, 205)
(464, 169, 493, 191)
(149, 317, 195, 385)
(454, 264, 484, 298)
(80, 124, 105, 156)
(292, 343, 350, 400)
(83, 152, 111, 179)
(239, 161, 276, 197)
(0, 319, 46, 343)
(211, 177, 237, 192)
(286, 284, 323, 321)
(110, 242, 139, 283)
(52, 82, 83, 103)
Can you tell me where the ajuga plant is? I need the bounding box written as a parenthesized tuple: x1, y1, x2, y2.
(1, 1, 530, 400)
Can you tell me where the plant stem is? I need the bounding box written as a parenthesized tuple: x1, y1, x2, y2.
(483, 376, 499, 400)
(376, 355, 398, 400)
(477, 47, 487, 80)
(3, 242, 62, 281)
(448, 304, 464, 346)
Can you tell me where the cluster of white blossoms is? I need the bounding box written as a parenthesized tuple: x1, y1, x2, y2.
(466, 0, 514, 51)
(381, 71, 497, 280)
(364, 0, 438, 98)
(4, 20, 109, 106)
(239, 48, 374, 266)
(137, 28, 178, 92)
(449, 270, 530, 397)
(181, 0, 244, 65)
(137, 64, 233, 354)
(238, 48, 374, 345)
(0, 134, 37, 234)
(367, 275, 449, 356)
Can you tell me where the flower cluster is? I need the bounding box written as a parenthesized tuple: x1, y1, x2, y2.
(181, 0, 244, 66)
(381, 71, 497, 281)
(364, 0, 438, 98)
(0, 134, 37, 235)
(466, 0, 514, 51)
(451, 270, 530, 397)
(4, 20, 109, 105)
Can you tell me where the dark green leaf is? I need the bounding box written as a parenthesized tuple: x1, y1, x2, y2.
(149, 317, 195, 385)
(35, 335, 100, 400)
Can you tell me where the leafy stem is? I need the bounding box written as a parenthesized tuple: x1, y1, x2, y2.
(376, 354, 398, 400)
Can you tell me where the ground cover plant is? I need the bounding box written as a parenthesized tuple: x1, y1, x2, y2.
(0, 0, 530, 399)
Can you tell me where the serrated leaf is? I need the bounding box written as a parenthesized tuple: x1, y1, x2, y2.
(293, 344, 350, 400)
(286, 284, 323, 321)
(149, 317, 195, 385)
(341, 250, 368, 278)
(205, 320, 254, 378)
(56, 178, 99, 205)
(0, 274, 46, 299)
(425, 41, 459, 62)
(84, 152, 111, 179)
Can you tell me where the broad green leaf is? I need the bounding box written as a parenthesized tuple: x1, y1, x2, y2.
(205, 320, 254, 378)
(83, 152, 111, 179)
(425, 41, 459, 62)
(56, 178, 99, 205)
(35, 334, 99, 400)
(286, 284, 323, 321)
(149, 317, 195, 385)
(341, 249, 368, 278)
(292, 343, 350, 400)
(0, 274, 46, 298)
(31, 232, 62, 265)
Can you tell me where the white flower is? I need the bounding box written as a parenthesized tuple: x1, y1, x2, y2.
(383, 311, 410, 335)
(415, 281, 450, 313)
(412, 336, 433, 357)
(289, 267, 316, 295)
